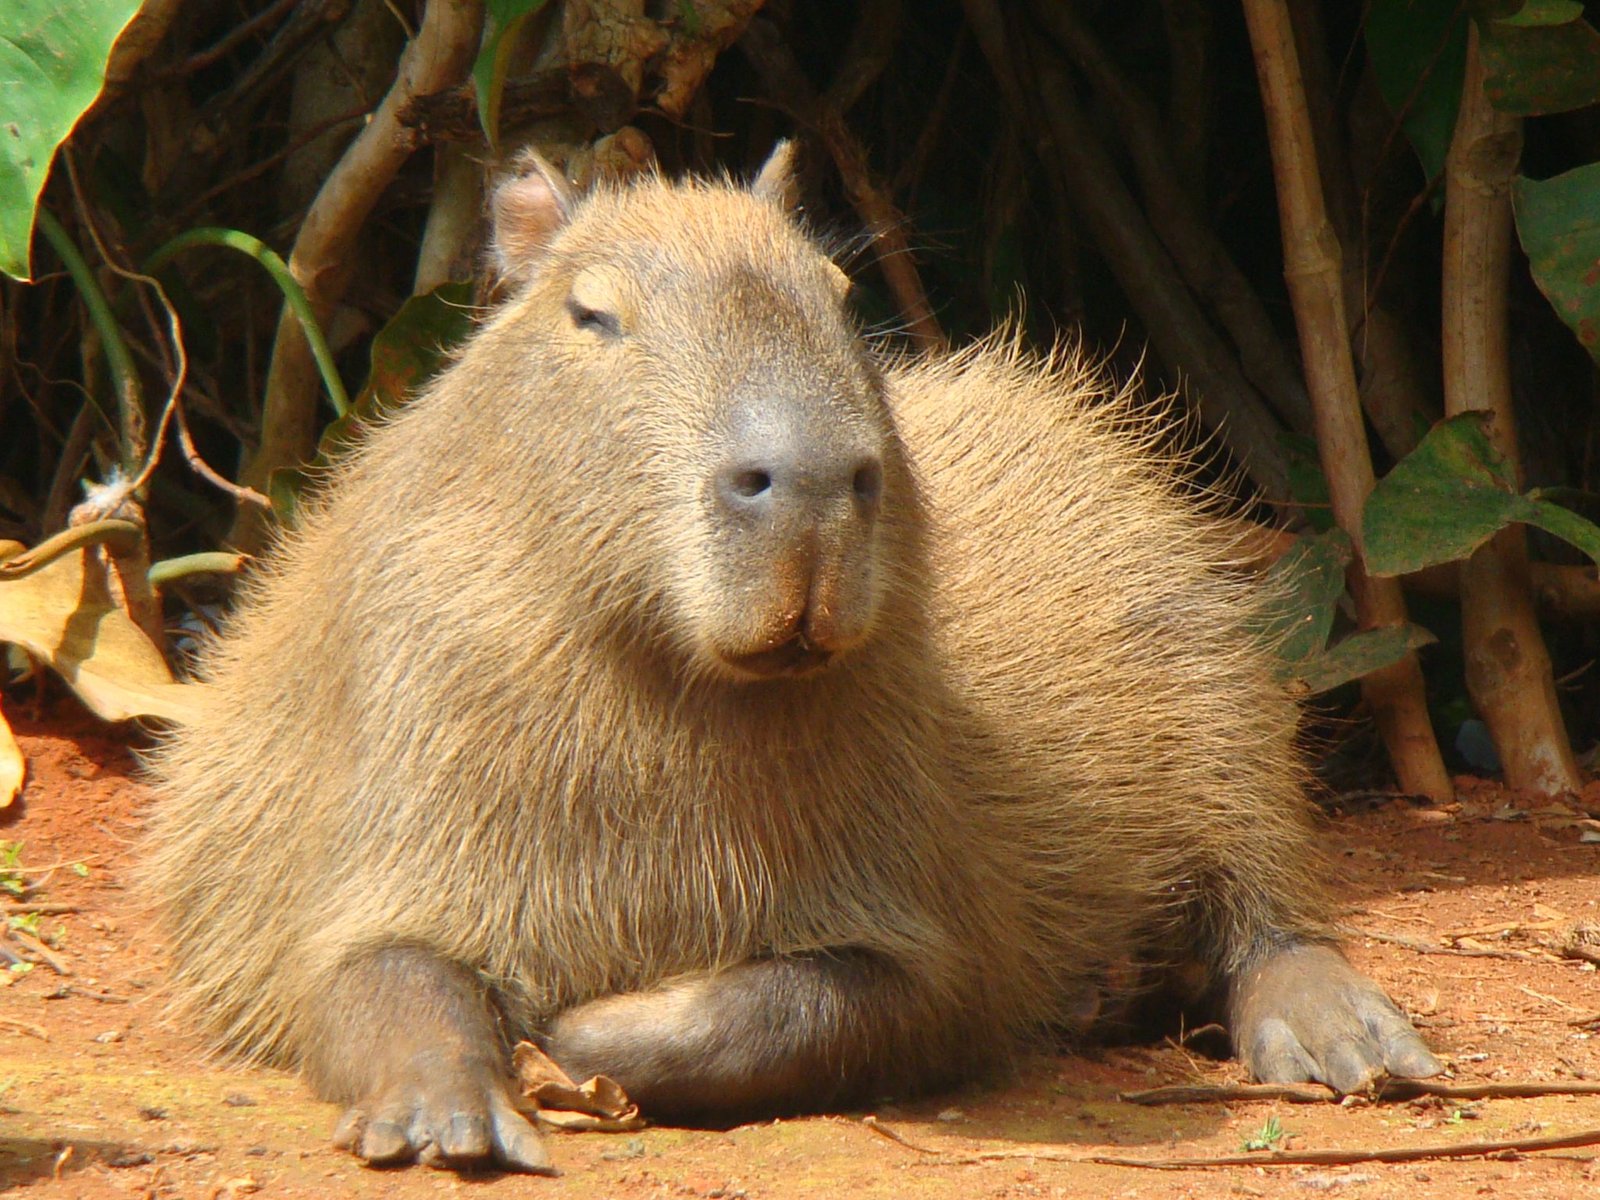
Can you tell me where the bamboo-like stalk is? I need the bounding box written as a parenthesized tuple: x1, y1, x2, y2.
(1442, 27, 1581, 796)
(1241, 0, 1452, 800)
(231, 0, 484, 552)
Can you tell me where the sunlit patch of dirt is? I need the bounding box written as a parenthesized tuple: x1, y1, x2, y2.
(2, 701, 1597, 1198)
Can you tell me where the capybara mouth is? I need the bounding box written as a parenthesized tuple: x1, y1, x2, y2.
(724, 635, 836, 679)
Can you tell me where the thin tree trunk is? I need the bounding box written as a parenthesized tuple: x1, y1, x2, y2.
(1242, 0, 1452, 801)
(1442, 26, 1581, 796)
(1287, 0, 1433, 460)
(959, 0, 1293, 505)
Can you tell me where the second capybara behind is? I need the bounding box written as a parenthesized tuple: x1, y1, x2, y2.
(145, 143, 1439, 1174)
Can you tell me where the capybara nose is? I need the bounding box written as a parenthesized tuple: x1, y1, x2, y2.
(712, 449, 883, 523)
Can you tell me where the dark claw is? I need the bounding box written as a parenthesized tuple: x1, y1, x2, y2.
(491, 1093, 559, 1176)
(1245, 1017, 1320, 1084)
(359, 1118, 412, 1164)
(442, 1112, 491, 1160)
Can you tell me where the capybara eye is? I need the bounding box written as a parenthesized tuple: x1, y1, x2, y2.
(731, 470, 772, 498)
(566, 297, 621, 337)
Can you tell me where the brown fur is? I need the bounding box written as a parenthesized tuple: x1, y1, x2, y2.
(145, 149, 1427, 1164)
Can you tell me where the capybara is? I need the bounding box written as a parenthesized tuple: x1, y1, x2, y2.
(146, 143, 1440, 1174)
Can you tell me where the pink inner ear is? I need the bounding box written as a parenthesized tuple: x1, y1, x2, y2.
(492, 173, 570, 271)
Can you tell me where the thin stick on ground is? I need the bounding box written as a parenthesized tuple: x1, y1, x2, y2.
(1353, 927, 1551, 962)
(0, 1016, 49, 1039)
(1120, 1079, 1600, 1105)
(863, 1116, 1600, 1169)
(1241, 0, 1451, 801)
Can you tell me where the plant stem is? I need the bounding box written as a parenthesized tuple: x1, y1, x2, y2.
(145, 227, 350, 418)
(1241, 0, 1452, 801)
(1442, 25, 1581, 796)
(36, 211, 143, 476)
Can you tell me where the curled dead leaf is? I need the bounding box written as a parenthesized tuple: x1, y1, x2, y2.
(0, 705, 22, 807)
(511, 1041, 646, 1133)
(0, 540, 202, 724)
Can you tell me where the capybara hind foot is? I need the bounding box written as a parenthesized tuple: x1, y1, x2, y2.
(329, 1050, 552, 1174)
(1230, 942, 1443, 1094)
(546, 951, 938, 1122)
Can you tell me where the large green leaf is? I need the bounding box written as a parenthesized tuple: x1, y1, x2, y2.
(473, 0, 552, 150)
(1364, 412, 1600, 574)
(1366, 0, 1469, 184)
(1259, 528, 1351, 663)
(1290, 624, 1438, 696)
(270, 283, 475, 525)
(1257, 528, 1435, 694)
(331, 281, 474, 458)
(0, 0, 144, 280)
(1478, 7, 1600, 114)
(1514, 163, 1600, 361)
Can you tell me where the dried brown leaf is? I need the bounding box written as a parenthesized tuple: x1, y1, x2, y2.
(0, 544, 201, 724)
(0, 704, 22, 807)
(510, 1041, 645, 1132)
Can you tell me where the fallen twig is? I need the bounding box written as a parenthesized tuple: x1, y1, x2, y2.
(3, 903, 81, 916)
(863, 1114, 935, 1153)
(8, 929, 71, 976)
(863, 1116, 1600, 1169)
(1120, 1079, 1600, 1105)
(0, 1015, 49, 1039)
(1354, 928, 1550, 963)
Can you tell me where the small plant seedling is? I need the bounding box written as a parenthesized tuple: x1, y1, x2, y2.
(7, 911, 40, 937)
(0, 841, 23, 897)
(1242, 1114, 1287, 1152)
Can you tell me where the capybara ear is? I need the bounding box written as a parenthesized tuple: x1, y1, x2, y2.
(751, 140, 801, 210)
(492, 148, 578, 282)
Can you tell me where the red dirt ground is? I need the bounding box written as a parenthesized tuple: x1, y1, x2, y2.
(2, 699, 1598, 1199)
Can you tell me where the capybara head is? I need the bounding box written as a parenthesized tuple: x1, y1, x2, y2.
(486, 144, 907, 681)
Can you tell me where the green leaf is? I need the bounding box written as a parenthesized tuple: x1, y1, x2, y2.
(1513, 164, 1600, 360)
(328, 282, 474, 460)
(1256, 529, 1435, 694)
(1290, 624, 1438, 695)
(1365, 414, 1516, 574)
(1523, 490, 1600, 562)
(267, 283, 475, 528)
(1366, 0, 1469, 184)
(0, 0, 144, 280)
(1365, 412, 1600, 573)
(1259, 528, 1352, 663)
(1281, 433, 1335, 533)
(473, 0, 552, 150)
(1494, 0, 1585, 27)
(267, 467, 310, 530)
(1478, 10, 1600, 114)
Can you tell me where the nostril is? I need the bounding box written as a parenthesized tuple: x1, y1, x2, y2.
(716, 465, 775, 512)
(852, 460, 883, 506)
(732, 470, 772, 499)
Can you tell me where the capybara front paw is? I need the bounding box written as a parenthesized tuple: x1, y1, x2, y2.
(329, 1060, 554, 1175)
(1232, 942, 1442, 1094)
